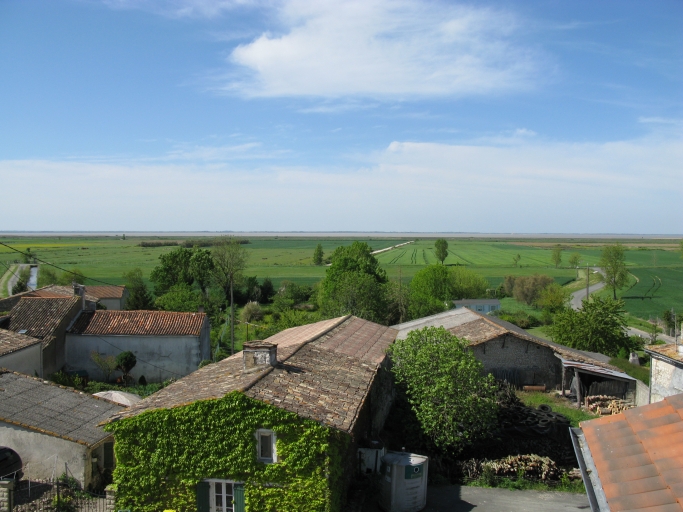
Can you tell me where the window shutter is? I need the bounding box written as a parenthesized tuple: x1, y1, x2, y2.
(233, 483, 245, 512)
(196, 480, 210, 512)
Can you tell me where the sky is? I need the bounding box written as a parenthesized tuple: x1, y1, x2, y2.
(0, 0, 681, 233)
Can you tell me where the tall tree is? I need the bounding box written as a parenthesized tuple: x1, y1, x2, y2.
(123, 268, 155, 310)
(155, 283, 201, 312)
(512, 254, 521, 267)
(318, 241, 387, 322)
(386, 272, 410, 325)
(536, 283, 571, 314)
(189, 249, 214, 297)
(434, 239, 449, 264)
(387, 327, 497, 453)
(451, 266, 489, 300)
(599, 243, 629, 300)
(150, 247, 194, 296)
(551, 245, 563, 268)
(512, 274, 554, 306)
(211, 239, 248, 354)
(312, 243, 324, 265)
(568, 252, 581, 278)
(408, 265, 453, 319)
(548, 297, 630, 356)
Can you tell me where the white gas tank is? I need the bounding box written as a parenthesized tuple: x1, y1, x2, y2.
(378, 451, 429, 512)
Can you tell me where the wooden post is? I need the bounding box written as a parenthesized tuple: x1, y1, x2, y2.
(575, 368, 582, 409)
(561, 365, 565, 396)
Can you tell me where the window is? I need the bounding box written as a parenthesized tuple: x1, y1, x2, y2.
(256, 429, 277, 463)
(198, 480, 245, 512)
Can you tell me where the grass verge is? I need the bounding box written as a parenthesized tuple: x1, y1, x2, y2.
(465, 473, 585, 493)
(517, 391, 598, 427)
(608, 357, 650, 385)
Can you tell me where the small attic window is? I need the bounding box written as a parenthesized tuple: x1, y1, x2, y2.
(18, 330, 27, 334)
(256, 429, 277, 463)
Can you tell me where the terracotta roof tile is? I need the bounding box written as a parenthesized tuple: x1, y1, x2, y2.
(8, 297, 81, 340)
(0, 328, 42, 357)
(84, 286, 126, 299)
(580, 395, 683, 511)
(108, 316, 398, 433)
(30, 285, 99, 302)
(69, 310, 207, 336)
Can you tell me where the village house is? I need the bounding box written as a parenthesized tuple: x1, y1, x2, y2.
(2, 296, 83, 375)
(0, 329, 43, 377)
(104, 315, 397, 512)
(83, 286, 128, 310)
(571, 393, 683, 512)
(394, 308, 647, 406)
(65, 310, 211, 382)
(0, 370, 122, 489)
(452, 298, 501, 314)
(0, 284, 99, 312)
(644, 343, 683, 403)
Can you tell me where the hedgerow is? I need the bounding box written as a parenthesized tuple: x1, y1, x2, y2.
(105, 391, 349, 512)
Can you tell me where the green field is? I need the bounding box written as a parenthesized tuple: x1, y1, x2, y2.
(1, 235, 681, 320)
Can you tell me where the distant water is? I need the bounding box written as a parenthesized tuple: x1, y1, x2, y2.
(27, 266, 38, 290)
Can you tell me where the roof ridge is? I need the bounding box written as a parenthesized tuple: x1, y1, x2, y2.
(237, 315, 352, 394)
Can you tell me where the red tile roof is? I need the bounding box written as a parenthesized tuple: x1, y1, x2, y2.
(0, 328, 42, 357)
(9, 297, 81, 340)
(108, 316, 399, 433)
(69, 310, 207, 336)
(580, 394, 683, 511)
(84, 286, 126, 299)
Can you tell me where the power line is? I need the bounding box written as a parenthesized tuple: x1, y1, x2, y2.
(0, 241, 118, 287)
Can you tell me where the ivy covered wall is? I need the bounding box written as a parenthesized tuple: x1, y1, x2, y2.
(105, 391, 350, 512)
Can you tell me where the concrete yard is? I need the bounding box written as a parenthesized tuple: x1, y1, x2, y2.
(363, 485, 590, 512)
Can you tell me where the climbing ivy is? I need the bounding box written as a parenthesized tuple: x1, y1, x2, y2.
(105, 391, 349, 512)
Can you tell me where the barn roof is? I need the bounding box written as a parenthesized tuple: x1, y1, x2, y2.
(68, 310, 207, 337)
(107, 316, 398, 433)
(0, 370, 122, 447)
(84, 286, 126, 299)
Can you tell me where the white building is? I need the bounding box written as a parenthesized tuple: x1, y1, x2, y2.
(644, 343, 683, 403)
(0, 329, 43, 377)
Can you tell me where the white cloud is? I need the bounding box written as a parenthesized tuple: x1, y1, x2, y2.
(1, 134, 680, 233)
(224, 0, 541, 99)
(101, 0, 254, 18)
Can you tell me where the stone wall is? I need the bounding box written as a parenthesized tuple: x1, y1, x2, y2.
(650, 357, 683, 403)
(0, 480, 14, 512)
(470, 334, 561, 388)
(635, 379, 650, 406)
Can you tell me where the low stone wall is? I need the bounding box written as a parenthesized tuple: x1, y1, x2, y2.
(0, 480, 14, 512)
(105, 484, 116, 512)
(635, 379, 650, 406)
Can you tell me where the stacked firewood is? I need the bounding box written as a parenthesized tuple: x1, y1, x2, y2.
(457, 454, 562, 481)
(586, 395, 632, 415)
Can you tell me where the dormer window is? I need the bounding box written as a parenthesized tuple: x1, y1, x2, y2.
(256, 429, 277, 463)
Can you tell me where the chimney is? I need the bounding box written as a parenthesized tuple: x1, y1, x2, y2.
(242, 341, 277, 372)
(73, 283, 86, 310)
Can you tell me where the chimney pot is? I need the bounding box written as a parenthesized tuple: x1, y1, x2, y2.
(242, 341, 277, 372)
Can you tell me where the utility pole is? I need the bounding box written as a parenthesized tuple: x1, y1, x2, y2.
(586, 262, 590, 304)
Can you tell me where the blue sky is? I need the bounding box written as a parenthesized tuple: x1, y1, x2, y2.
(1, 0, 681, 233)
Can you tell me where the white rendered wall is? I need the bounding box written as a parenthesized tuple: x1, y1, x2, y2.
(650, 358, 683, 403)
(0, 344, 42, 378)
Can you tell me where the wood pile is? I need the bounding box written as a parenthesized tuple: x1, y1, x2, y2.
(586, 395, 632, 415)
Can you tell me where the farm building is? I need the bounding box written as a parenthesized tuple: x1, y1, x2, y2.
(394, 308, 644, 405)
(84, 286, 128, 310)
(571, 394, 683, 512)
(66, 310, 211, 382)
(644, 343, 683, 403)
(0, 370, 122, 489)
(104, 315, 397, 512)
(0, 329, 43, 377)
(452, 298, 501, 313)
(2, 296, 83, 375)
(0, 284, 99, 312)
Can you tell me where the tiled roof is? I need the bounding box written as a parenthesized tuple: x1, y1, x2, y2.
(453, 299, 501, 306)
(0, 370, 123, 446)
(8, 297, 81, 340)
(108, 316, 398, 433)
(394, 308, 617, 370)
(28, 285, 99, 303)
(84, 286, 126, 299)
(579, 394, 683, 511)
(68, 310, 207, 336)
(0, 329, 42, 357)
(645, 344, 683, 365)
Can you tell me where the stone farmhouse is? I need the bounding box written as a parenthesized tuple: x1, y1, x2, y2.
(0, 329, 43, 378)
(104, 315, 397, 511)
(394, 308, 647, 406)
(644, 343, 683, 403)
(0, 370, 122, 489)
(66, 310, 211, 382)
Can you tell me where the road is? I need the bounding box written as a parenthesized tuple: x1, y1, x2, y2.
(4, 263, 28, 296)
(362, 485, 589, 512)
(570, 268, 605, 310)
(626, 326, 676, 345)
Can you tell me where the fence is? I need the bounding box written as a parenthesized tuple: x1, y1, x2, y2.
(1, 462, 111, 512)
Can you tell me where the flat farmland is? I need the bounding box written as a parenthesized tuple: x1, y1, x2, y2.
(1, 235, 680, 320)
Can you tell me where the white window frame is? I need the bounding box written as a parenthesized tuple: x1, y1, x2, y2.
(207, 479, 236, 512)
(255, 428, 277, 463)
